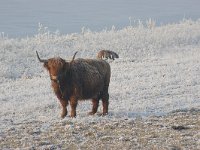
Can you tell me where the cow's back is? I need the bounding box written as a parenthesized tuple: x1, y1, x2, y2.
(70, 58, 110, 99)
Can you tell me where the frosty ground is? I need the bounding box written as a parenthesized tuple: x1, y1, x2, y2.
(0, 20, 200, 149)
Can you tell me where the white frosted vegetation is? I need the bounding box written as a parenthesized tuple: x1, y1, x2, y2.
(0, 20, 200, 130)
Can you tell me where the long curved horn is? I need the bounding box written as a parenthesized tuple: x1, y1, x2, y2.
(36, 51, 47, 63)
(71, 51, 78, 62)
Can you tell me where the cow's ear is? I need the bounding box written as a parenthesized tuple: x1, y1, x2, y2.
(64, 62, 70, 71)
(43, 62, 49, 70)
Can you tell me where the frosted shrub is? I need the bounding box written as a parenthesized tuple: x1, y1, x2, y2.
(146, 18, 156, 29)
(35, 23, 61, 42)
(1, 19, 200, 79)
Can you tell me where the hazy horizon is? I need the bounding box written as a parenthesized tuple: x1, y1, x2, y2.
(0, 0, 200, 38)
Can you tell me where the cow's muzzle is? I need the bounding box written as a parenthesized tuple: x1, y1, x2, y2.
(50, 73, 66, 99)
(50, 75, 58, 82)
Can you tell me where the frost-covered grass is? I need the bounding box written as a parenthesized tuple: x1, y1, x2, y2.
(0, 19, 200, 134)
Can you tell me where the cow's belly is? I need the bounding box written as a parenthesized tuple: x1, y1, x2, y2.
(79, 79, 103, 100)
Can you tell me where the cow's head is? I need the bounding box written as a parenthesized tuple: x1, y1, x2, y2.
(36, 51, 77, 82)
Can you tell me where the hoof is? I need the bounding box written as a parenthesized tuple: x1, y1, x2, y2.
(88, 111, 96, 115)
(61, 111, 67, 119)
(98, 112, 108, 116)
(70, 111, 76, 118)
(70, 115, 76, 118)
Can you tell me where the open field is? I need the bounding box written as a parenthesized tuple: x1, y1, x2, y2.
(1, 109, 199, 149)
(1, 20, 200, 149)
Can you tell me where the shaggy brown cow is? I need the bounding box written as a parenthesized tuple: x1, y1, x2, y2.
(97, 50, 119, 60)
(36, 51, 111, 118)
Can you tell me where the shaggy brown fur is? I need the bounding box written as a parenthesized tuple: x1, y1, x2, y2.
(97, 50, 119, 60)
(36, 51, 111, 118)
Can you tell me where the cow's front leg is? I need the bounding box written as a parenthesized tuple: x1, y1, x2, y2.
(70, 97, 78, 117)
(59, 99, 68, 118)
(88, 99, 99, 115)
(54, 86, 68, 118)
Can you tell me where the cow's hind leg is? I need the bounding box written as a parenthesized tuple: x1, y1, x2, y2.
(102, 98, 109, 115)
(70, 97, 78, 118)
(88, 98, 99, 115)
(101, 87, 109, 115)
(59, 99, 68, 119)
